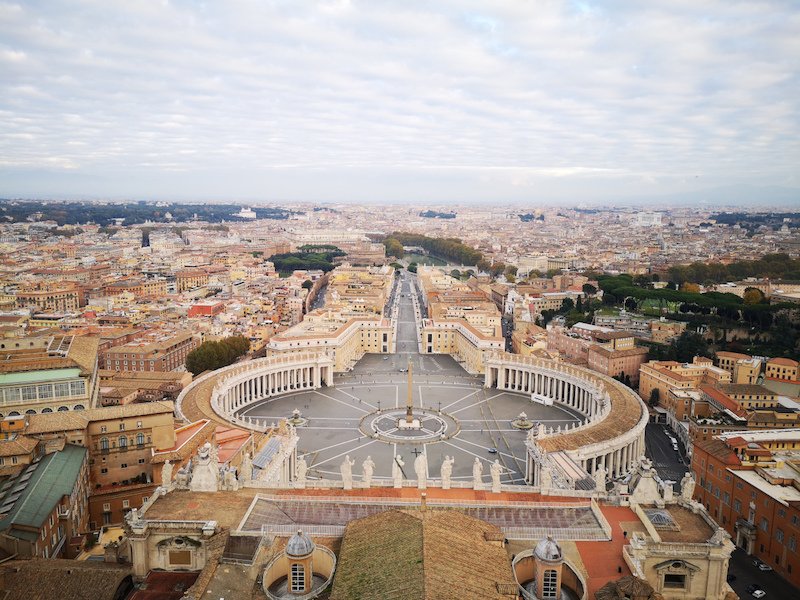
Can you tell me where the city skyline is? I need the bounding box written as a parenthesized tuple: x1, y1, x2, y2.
(1, 1, 798, 204)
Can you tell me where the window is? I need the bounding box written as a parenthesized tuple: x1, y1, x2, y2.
(100, 468, 108, 474)
(779, 508, 787, 518)
(119, 423, 125, 431)
(541, 569, 558, 599)
(735, 499, 742, 513)
(664, 574, 686, 589)
(103, 503, 111, 511)
(136, 433, 144, 447)
(11, 457, 17, 465)
(121, 463, 128, 469)
(777, 529, 785, 542)
(291, 564, 305, 593)
(122, 500, 130, 508)
(100, 425, 107, 434)
(119, 436, 127, 450)
(138, 458, 145, 464)
(762, 518, 770, 532)
(790, 536, 797, 552)
(136, 421, 142, 428)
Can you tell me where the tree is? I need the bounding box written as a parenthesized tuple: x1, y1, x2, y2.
(383, 237, 405, 258)
(680, 282, 701, 293)
(673, 331, 711, 363)
(450, 269, 461, 279)
(407, 262, 418, 273)
(302, 279, 313, 290)
(186, 335, 251, 375)
(743, 287, 765, 305)
(560, 298, 575, 312)
(649, 388, 661, 407)
(624, 297, 638, 311)
(582, 283, 597, 296)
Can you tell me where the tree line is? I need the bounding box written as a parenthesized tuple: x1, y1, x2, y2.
(666, 253, 800, 285)
(382, 232, 483, 266)
(186, 335, 250, 375)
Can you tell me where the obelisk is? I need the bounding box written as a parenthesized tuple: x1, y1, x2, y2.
(398, 357, 420, 429)
(406, 357, 414, 424)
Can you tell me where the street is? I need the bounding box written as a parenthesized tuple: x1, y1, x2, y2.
(727, 548, 798, 600)
(644, 423, 688, 490)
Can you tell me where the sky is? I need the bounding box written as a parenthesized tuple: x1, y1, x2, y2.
(0, 0, 798, 205)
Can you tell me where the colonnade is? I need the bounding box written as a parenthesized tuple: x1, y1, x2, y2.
(485, 353, 648, 488)
(220, 363, 331, 415)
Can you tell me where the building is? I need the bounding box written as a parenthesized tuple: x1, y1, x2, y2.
(586, 332, 649, 386)
(268, 310, 394, 372)
(15, 282, 85, 312)
(101, 330, 200, 372)
(766, 357, 799, 382)
(692, 429, 800, 588)
(0, 444, 89, 559)
(638, 357, 731, 406)
(0, 335, 100, 417)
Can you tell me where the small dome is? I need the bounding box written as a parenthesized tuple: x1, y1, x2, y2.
(534, 536, 562, 561)
(286, 530, 315, 558)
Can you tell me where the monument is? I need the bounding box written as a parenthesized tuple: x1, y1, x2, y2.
(341, 455, 355, 490)
(440, 456, 454, 490)
(392, 454, 405, 488)
(680, 471, 696, 501)
(362, 456, 375, 487)
(490, 459, 503, 493)
(397, 358, 421, 430)
(296, 456, 308, 488)
(472, 457, 484, 490)
(189, 442, 219, 492)
(161, 460, 173, 488)
(414, 451, 428, 490)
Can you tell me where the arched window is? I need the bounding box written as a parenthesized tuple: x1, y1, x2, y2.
(542, 569, 558, 599)
(100, 437, 109, 451)
(119, 436, 128, 450)
(42, 407, 53, 413)
(136, 433, 145, 447)
(290, 563, 305, 592)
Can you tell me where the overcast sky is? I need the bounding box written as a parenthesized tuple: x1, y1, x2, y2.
(1, 1, 798, 205)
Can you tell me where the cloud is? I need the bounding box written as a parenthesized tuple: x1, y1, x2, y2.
(0, 0, 797, 203)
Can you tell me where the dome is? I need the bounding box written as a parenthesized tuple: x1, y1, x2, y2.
(534, 536, 562, 561)
(286, 530, 315, 558)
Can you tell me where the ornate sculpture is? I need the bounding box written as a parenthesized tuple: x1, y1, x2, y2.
(189, 441, 219, 492)
(490, 459, 502, 493)
(240, 452, 253, 484)
(594, 464, 607, 491)
(341, 455, 355, 490)
(392, 454, 404, 488)
(414, 452, 428, 490)
(539, 464, 553, 490)
(472, 457, 484, 490)
(680, 471, 696, 501)
(296, 457, 308, 488)
(362, 455, 375, 487)
(161, 460, 173, 487)
(440, 455, 454, 490)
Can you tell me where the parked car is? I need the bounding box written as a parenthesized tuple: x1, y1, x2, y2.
(752, 590, 766, 599)
(757, 562, 773, 572)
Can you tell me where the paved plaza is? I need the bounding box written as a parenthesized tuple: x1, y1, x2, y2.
(239, 273, 582, 485)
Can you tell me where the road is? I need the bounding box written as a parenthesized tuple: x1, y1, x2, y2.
(644, 423, 689, 490)
(727, 548, 798, 600)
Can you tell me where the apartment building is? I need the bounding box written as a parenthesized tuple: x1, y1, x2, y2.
(101, 330, 199, 372)
(692, 430, 800, 588)
(0, 444, 89, 559)
(15, 282, 85, 312)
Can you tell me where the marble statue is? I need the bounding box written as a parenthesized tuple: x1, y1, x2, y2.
(440, 456, 454, 490)
(362, 456, 375, 487)
(680, 472, 696, 501)
(392, 454, 404, 488)
(161, 460, 173, 487)
(472, 457, 484, 490)
(296, 457, 308, 488)
(414, 452, 428, 490)
(240, 452, 252, 484)
(594, 465, 607, 491)
(222, 465, 239, 491)
(175, 467, 189, 488)
(189, 442, 219, 492)
(341, 455, 355, 490)
(539, 464, 553, 490)
(490, 459, 502, 493)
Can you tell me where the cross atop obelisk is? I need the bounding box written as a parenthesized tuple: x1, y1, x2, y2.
(406, 357, 414, 423)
